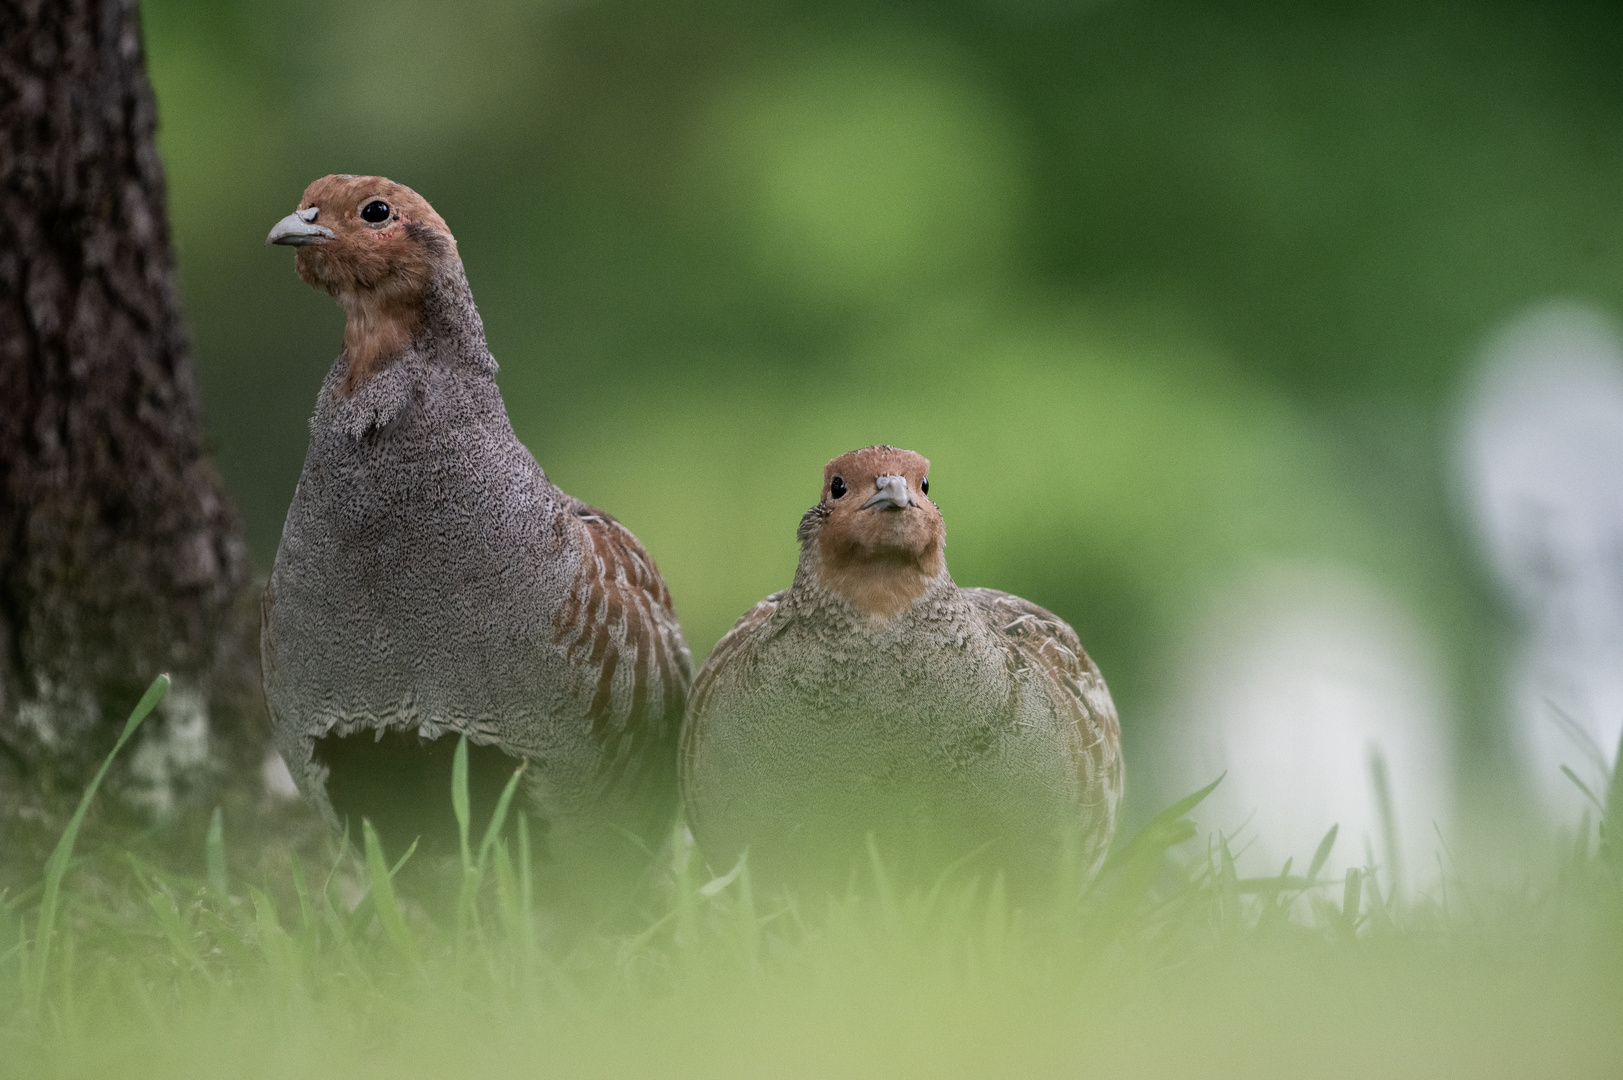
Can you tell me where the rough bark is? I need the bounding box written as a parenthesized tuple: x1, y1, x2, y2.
(0, 0, 265, 846)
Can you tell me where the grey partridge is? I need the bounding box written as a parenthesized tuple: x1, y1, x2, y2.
(680, 446, 1122, 888)
(261, 175, 690, 884)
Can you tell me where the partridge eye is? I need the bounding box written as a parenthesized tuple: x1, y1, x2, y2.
(921, 477, 929, 495)
(830, 476, 847, 499)
(360, 200, 391, 224)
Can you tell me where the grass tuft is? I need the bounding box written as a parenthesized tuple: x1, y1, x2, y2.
(26, 673, 168, 1011)
(6, 700, 1623, 1076)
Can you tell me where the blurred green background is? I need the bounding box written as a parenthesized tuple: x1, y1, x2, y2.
(141, 0, 1623, 822)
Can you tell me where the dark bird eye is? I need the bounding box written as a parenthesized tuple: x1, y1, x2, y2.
(830, 476, 847, 499)
(921, 477, 929, 495)
(360, 200, 391, 224)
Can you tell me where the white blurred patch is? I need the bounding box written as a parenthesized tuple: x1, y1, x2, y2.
(261, 748, 301, 801)
(1457, 301, 1623, 821)
(125, 684, 211, 819)
(1158, 565, 1454, 892)
(11, 676, 92, 752)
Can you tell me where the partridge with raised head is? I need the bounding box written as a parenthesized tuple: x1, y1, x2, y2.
(261, 176, 690, 884)
(680, 446, 1122, 887)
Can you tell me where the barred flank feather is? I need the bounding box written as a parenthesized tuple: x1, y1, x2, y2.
(557, 506, 691, 798)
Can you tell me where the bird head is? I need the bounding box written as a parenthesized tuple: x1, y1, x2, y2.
(267, 175, 459, 394)
(800, 445, 947, 618)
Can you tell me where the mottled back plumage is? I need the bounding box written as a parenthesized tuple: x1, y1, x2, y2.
(680, 446, 1122, 887)
(262, 176, 689, 877)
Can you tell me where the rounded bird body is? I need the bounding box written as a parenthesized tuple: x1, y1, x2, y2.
(263, 176, 689, 878)
(681, 446, 1121, 888)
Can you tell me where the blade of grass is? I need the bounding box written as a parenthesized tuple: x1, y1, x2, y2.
(312, 832, 365, 969)
(30, 673, 168, 1008)
(1236, 875, 1313, 895)
(289, 852, 320, 952)
(1081, 776, 1222, 949)
(492, 841, 520, 937)
(1431, 822, 1482, 925)
(362, 819, 419, 966)
(699, 851, 748, 898)
(1562, 766, 1606, 814)
(1546, 699, 1609, 779)
(1362, 852, 1393, 932)
(1099, 773, 1223, 877)
(288, 853, 314, 928)
(1368, 745, 1404, 902)
(249, 886, 303, 985)
(476, 761, 528, 871)
(452, 735, 472, 875)
(1339, 866, 1363, 942)
(1252, 857, 1295, 933)
(1307, 824, 1339, 885)
(346, 838, 419, 940)
(618, 908, 678, 964)
(321, 820, 351, 900)
(1603, 717, 1623, 878)
(516, 812, 535, 972)
(452, 735, 477, 940)
(673, 820, 699, 955)
(608, 822, 655, 859)
(463, 763, 530, 983)
(1217, 833, 1240, 935)
(145, 885, 209, 980)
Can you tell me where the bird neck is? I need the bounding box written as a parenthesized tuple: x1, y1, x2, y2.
(334, 260, 490, 398)
(337, 291, 420, 397)
(797, 539, 948, 621)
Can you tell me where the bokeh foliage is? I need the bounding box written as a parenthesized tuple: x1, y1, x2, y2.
(140, 0, 1623, 805)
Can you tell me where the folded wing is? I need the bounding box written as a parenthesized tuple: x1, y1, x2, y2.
(964, 587, 1124, 869)
(555, 504, 692, 803)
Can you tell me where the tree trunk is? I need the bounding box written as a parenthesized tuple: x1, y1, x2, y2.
(0, 0, 265, 847)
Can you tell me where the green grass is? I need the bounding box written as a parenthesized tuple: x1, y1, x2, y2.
(4, 677, 1623, 1078)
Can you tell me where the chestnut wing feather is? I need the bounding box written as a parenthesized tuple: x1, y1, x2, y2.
(963, 587, 1124, 864)
(554, 505, 692, 798)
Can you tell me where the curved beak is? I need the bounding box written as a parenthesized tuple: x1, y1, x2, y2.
(862, 474, 912, 511)
(266, 206, 334, 246)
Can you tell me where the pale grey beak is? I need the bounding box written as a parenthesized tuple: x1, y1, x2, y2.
(266, 206, 334, 246)
(862, 474, 912, 510)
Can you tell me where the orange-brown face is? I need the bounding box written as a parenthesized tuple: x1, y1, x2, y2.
(268, 175, 462, 394)
(817, 444, 947, 594)
(267, 174, 456, 301)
